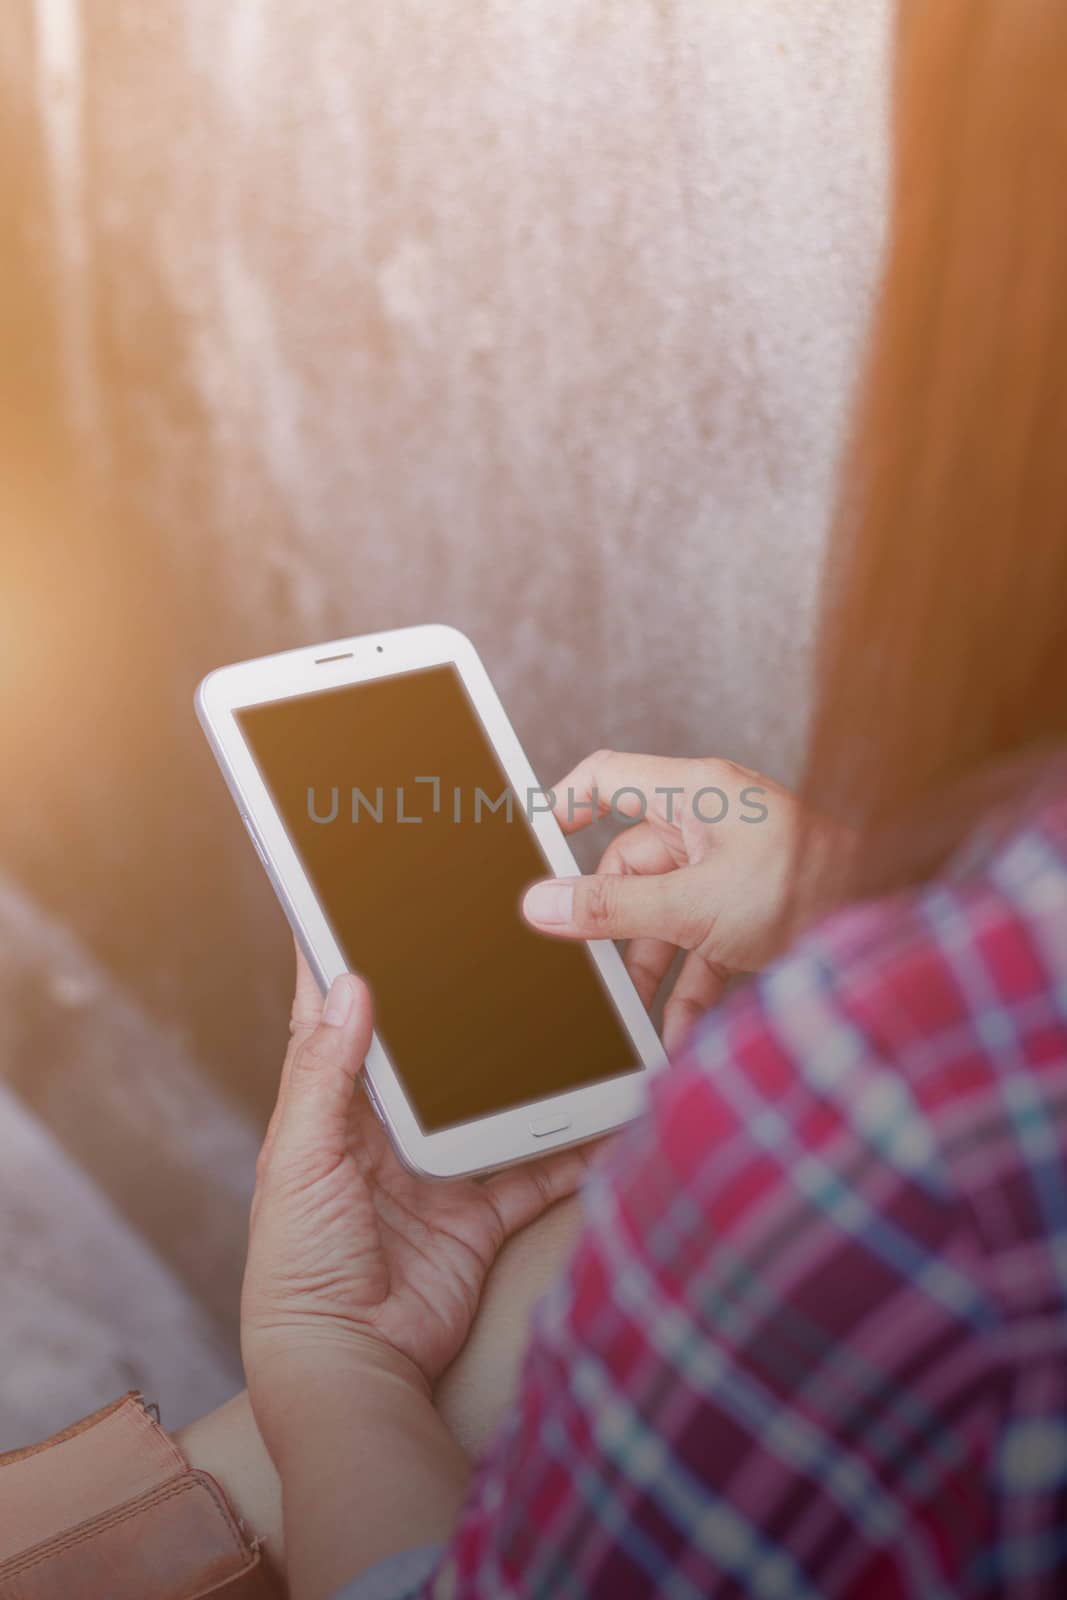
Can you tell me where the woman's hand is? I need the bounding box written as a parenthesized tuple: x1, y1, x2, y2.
(242, 945, 599, 1444)
(522, 750, 836, 1050)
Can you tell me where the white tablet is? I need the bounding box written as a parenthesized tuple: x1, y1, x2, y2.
(196, 624, 666, 1178)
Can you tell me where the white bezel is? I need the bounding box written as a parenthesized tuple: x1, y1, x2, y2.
(196, 623, 667, 1178)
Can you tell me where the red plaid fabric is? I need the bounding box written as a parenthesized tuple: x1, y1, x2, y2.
(352, 776, 1067, 1599)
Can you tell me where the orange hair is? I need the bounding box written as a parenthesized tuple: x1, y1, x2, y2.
(798, 0, 1067, 909)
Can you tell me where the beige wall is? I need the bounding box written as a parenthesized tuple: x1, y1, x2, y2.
(0, 0, 889, 1434)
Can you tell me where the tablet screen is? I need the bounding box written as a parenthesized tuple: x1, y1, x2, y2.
(237, 665, 640, 1131)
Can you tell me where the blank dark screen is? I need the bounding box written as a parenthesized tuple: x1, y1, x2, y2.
(237, 665, 639, 1131)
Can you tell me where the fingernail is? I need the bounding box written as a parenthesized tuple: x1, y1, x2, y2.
(323, 975, 354, 1026)
(523, 881, 574, 926)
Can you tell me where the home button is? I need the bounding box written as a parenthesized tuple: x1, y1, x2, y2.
(530, 1113, 571, 1138)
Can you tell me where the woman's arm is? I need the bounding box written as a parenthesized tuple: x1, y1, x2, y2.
(434, 1192, 583, 1452)
(236, 968, 599, 1597)
(173, 1391, 287, 1583)
(174, 1193, 582, 1587)
(261, 1344, 470, 1600)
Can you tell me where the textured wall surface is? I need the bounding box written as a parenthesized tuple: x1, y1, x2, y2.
(0, 0, 889, 1441)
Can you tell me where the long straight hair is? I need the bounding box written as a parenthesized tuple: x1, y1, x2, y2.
(797, 0, 1067, 912)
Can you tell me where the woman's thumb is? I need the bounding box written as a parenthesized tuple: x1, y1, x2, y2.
(523, 870, 703, 948)
(272, 973, 374, 1165)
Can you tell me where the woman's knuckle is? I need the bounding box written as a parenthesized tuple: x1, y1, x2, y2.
(530, 1164, 552, 1206)
(295, 1031, 334, 1073)
(669, 887, 708, 949)
(694, 904, 725, 960)
(582, 875, 618, 930)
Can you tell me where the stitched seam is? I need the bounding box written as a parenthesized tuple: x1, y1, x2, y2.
(0, 1475, 253, 1579)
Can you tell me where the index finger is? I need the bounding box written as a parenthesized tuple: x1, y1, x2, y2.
(551, 749, 697, 835)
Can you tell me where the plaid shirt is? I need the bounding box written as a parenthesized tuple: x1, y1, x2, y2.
(347, 780, 1067, 1599)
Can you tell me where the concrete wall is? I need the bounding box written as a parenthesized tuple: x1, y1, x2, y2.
(0, 0, 889, 1439)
